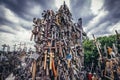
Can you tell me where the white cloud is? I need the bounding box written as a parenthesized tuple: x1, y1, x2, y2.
(91, 0, 104, 15)
(86, 19, 120, 39)
(85, 9, 108, 38)
(2, 6, 20, 24)
(0, 32, 15, 51)
(0, 25, 17, 34)
(86, 0, 120, 38)
(88, 21, 110, 37)
(28, 4, 42, 17)
(109, 21, 120, 34)
(0, 5, 32, 30)
(55, 0, 70, 9)
(0, 5, 34, 51)
(0, 27, 34, 51)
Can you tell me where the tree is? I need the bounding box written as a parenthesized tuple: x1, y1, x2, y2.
(83, 35, 116, 67)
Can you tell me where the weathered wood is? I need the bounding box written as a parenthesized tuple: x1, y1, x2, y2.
(92, 34, 102, 59)
(32, 60, 37, 80)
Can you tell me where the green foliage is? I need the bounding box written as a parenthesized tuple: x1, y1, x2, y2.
(83, 39, 97, 66)
(97, 35, 116, 47)
(83, 35, 116, 66)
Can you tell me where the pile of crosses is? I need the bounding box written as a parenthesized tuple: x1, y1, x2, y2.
(30, 2, 84, 80)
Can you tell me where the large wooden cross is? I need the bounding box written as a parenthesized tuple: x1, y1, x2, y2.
(92, 34, 102, 60)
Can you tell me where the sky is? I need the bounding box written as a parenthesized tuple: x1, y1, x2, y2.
(0, 0, 120, 51)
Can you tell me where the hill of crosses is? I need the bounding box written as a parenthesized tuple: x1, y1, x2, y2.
(30, 2, 84, 80)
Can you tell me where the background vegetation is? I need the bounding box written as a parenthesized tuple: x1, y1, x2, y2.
(83, 35, 117, 67)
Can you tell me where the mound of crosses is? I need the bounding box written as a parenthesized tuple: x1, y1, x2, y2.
(30, 2, 84, 80)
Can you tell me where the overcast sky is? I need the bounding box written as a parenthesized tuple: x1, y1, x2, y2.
(0, 0, 120, 51)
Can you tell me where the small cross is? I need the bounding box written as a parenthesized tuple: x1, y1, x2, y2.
(2, 44, 7, 52)
(13, 44, 17, 51)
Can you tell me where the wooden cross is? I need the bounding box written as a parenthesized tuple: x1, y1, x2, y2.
(18, 42, 22, 49)
(31, 26, 38, 41)
(115, 30, 119, 39)
(32, 60, 37, 80)
(57, 41, 63, 57)
(55, 13, 60, 26)
(47, 41, 55, 70)
(92, 34, 102, 60)
(2, 44, 7, 52)
(49, 52, 54, 70)
(104, 44, 108, 58)
(44, 50, 47, 70)
(13, 44, 17, 51)
(7, 45, 10, 52)
(112, 43, 118, 55)
(23, 43, 27, 52)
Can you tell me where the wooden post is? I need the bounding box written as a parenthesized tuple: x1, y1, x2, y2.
(30, 33, 33, 41)
(7, 45, 10, 52)
(49, 52, 54, 70)
(104, 44, 107, 58)
(32, 60, 37, 80)
(115, 30, 119, 39)
(2, 44, 7, 52)
(13, 44, 17, 52)
(92, 34, 102, 60)
(18, 42, 23, 51)
(44, 50, 47, 70)
(58, 41, 63, 57)
(52, 59, 57, 77)
(112, 43, 118, 55)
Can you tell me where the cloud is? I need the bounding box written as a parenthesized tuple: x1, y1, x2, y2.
(0, 0, 56, 20)
(0, 25, 17, 34)
(0, 0, 57, 51)
(85, 9, 109, 34)
(109, 21, 120, 34)
(90, 0, 104, 15)
(103, 0, 120, 24)
(55, 0, 70, 9)
(0, 29, 15, 35)
(85, 0, 120, 38)
(70, 0, 95, 25)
